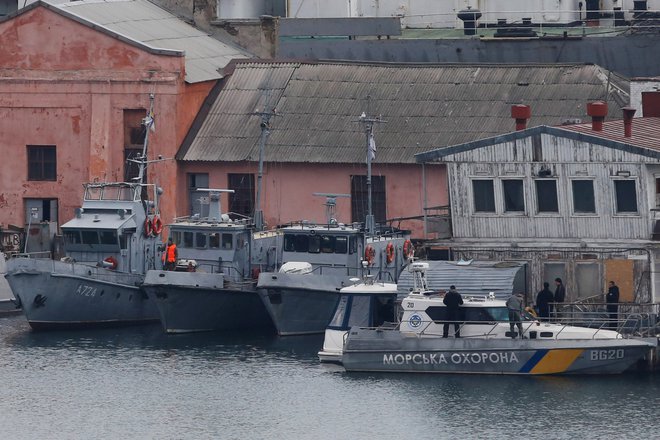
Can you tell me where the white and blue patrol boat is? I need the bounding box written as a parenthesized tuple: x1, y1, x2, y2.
(335, 263, 656, 375)
(142, 190, 280, 333)
(5, 97, 162, 329)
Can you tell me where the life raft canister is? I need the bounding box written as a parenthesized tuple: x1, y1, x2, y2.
(364, 245, 376, 266)
(143, 217, 153, 237)
(151, 215, 163, 236)
(403, 239, 415, 259)
(103, 255, 118, 270)
(385, 242, 395, 264)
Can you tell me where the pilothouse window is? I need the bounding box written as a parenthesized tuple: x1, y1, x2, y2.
(222, 234, 233, 250)
(183, 232, 193, 248)
(81, 230, 99, 245)
(64, 230, 81, 245)
(321, 235, 335, 253)
(99, 230, 118, 245)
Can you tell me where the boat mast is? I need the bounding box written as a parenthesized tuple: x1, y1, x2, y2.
(358, 103, 385, 236)
(136, 93, 155, 185)
(254, 100, 277, 231)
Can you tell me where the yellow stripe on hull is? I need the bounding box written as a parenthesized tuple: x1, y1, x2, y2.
(530, 349, 584, 374)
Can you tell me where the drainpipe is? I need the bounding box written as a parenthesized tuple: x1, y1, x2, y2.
(622, 107, 637, 137)
(587, 101, 608, 131)
(511, 104, 531, 131)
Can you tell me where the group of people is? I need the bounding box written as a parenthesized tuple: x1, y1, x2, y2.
(441, 277, 622, 338)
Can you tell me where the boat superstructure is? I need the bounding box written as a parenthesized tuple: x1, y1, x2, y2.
(142, 189, 280, 333)
(336, 263, 656, 374)
(5, 96, 162, 329)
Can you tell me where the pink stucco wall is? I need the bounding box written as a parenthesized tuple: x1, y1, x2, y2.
(179, 162, 447, 240)
(0, 6, 214, 232)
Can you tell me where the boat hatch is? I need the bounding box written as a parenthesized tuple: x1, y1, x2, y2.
(327, 294, 396, 331)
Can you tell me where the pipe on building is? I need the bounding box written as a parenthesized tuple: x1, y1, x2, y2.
(587, 101, 608, 131)
(511, 104, 531, 131)
(622, 107, 637, 138)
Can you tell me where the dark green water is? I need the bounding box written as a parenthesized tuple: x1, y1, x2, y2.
(1, 314, 658, 439)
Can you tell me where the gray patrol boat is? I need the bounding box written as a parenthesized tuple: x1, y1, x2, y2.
(338, 264, 657, 375)
(142, 189, 280, 333)
(5, 98, 162, 329)
(257, 193, 411, 336)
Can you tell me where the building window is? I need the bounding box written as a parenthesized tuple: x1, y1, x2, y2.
(535, 179, 559, 213)
(472, 179, 495, 213)
(502, 179, 525, 212)
(228, 174, 255, 217)
(351, 175, 386, 224)
(123, 109, 147, 182)
(614, 180, 638, 213)
(27, 146, 56, 181)
(572, 180, 596, 214)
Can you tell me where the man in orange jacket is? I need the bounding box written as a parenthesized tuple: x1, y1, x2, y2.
(162, 237, 178, 271)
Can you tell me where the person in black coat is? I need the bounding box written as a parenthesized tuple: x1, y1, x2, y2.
(606, 281, 620, 328)
(536, 282, 554, 319)
(554, 278, 566, 303)
(443, 285, 464, 338)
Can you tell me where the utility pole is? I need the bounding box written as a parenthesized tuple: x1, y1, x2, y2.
(253, 102, 277, 231)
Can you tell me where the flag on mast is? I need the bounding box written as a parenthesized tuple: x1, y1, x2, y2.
(368, 131, 376, 161)
(144, 109, 156, 133)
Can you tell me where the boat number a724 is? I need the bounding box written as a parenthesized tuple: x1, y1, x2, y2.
(590, 349, 624, 361)
(76, 284, 97, 297)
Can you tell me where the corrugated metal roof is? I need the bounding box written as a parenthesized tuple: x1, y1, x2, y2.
(396, 260, 526, 299)
(50, 0, 250, 83)
(557, 117, 660, 151)
(179, 61, 629, 163)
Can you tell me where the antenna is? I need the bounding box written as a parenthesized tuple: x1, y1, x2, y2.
(197, 188, 235, 220)
(313, 193, 350, 224)
(356, 96, 386, 236)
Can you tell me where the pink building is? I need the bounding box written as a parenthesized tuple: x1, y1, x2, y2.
(0, 0, 247, 251)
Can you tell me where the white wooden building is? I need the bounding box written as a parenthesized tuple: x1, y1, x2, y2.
(417, 109, 660, 304)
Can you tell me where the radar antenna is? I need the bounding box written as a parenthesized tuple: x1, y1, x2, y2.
(313, 193, 350, 225)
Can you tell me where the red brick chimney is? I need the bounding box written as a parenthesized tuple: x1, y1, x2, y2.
(511, 104, 531, 131)
(586, 101, 608, 131)
(622, 107, 636, 138)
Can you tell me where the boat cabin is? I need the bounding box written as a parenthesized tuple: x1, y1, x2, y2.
(61, 182, 161, 274)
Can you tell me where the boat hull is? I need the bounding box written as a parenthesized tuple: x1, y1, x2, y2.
(143, 270, 274, 333)
(342, 328, 656, 375)
(5, 258, 158, 330)
(257, 272, 354, 336)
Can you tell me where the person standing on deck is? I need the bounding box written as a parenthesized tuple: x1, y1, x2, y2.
(506, 293, 524, 338)
(443, 285, 463, 338)
(606, 281, 620, 329)
(554, 278, 566, 318)
(162, 237, 178, 271)
(536, 282, 554, 319)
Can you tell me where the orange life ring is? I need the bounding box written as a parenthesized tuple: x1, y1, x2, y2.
(385, 242, 395, 264)
(103, 256, 118, 270)
(364, 245, 376, 266)
(152, 216, 163, 236)
(143, 217, 153, 237)
(403, 239, 414, 259)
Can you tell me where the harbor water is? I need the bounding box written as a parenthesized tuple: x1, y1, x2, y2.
(1, 314, 658, 440)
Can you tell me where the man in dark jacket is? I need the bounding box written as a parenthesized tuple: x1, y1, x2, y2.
(443, 285, 464, 338)
(606, 281, 620, 328)
(536, 282, 554, 319)
(554, 278, 566, 303)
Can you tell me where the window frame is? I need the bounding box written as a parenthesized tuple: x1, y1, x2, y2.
(27, 145, 57, 181)
(570, 178, 597, 216)
(471, 179, 496, 214)
(501, 178, 526, 214)
(534, 178, 560, 215)
(612, 178, 639, 215)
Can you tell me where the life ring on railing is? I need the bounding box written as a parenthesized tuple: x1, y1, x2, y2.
(385, 242, 395, 264)
(364, 245, 376, 266)
(403, 239, 414, 259)
(143, 218, 153, 237)
(103, 256, 118, 270)
(151, 216, 163, 236)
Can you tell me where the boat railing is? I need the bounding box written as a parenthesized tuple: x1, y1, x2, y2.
(7, 251, 52, 259)
(386, 314, 657, 340)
